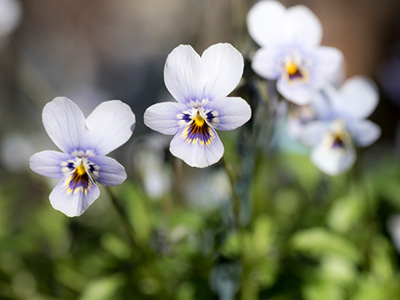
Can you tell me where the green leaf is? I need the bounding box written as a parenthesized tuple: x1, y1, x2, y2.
(319, 256, 357, 285)
(353, 275, 400, 300)
(78, 275, 124, 300)
(121, 184, 152, 242)
(280, 153, 320, 193)
(303, 281, 344, 300)
(327, 190, 365, 233)
(101, 234, 131, 259)
(54, 263, 87, 292)
(221, 231, 240, 257)
(370, 236, 395, 280)
(291, 227, 360, 262)
(176, 282, 195, 300)
(251, 216, 274, 258)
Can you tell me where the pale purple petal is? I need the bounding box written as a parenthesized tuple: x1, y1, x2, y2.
(87, 156, 127, 186)
(144, 102, 188, 135)
(348, 120, 381, 147)
(314, 46, 344, 83)
(42, 97, 87, 153)
(286, 5, 322, 49)
(247, 0, 287, 47)
(334, 76, 379, 119)
(204, 97, 251, 130)
(164, 45, 208, 104)
(201, 43, 244, 100)
(49, 177, 100, 217)
(252, 47, 282, 79)
(277, 76, 318, 105)
(297, 121, 330, 147)
(311, 91, 332, 120)
(170, 127, 224, 168)
(85, 100, 135, 156)
(311, 141, 356, 176)
(30, 150, 74, 178)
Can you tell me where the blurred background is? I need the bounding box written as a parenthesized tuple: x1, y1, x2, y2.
(1, 0, 400, 299)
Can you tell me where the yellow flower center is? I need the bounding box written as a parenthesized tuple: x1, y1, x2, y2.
(76, 162, 86, 175)
(181, 111, 214, 146)
(285, 61, 298, 76)
(194, 113, 205, 127)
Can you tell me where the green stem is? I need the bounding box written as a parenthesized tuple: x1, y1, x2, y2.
(222, 156, 242, 228)
(105, 186, 139, 249)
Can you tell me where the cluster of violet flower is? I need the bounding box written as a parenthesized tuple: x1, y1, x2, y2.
(248, 1, 380, 175)
(29, 0, 380, 217)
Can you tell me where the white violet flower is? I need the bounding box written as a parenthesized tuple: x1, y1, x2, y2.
(298, 76, 381, 175)
(247, 0, 343, 105)
(30, 97, 135, 217)
(144, 43, 251, 168)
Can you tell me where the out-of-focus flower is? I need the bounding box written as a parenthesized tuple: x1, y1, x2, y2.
(1, 132, 53, 173)
(144, 43, 251, 168)
(183, 168, 231, 209)
(247, 0, 343, 105)
(30, 97, 135, 217)
(388, 215, 400, 253)
(298, 76, 380, 175)
(0, 0, 21, 39)
(134, 134, 172, 199)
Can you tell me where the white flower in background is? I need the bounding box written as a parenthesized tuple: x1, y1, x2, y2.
(183, 169, 231, 209)
(298, 76, 381, 175)
(30, 97, 135, 217)
(388, 215, 400, 253)
(1, 132, 54, 173)
(0, 0, 21, 38)
(247, 0, 343, 105)
(144, 43, 251, 168)
(134, 134, 172, 199)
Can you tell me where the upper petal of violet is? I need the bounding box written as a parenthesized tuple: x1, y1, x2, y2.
(247, 0, 287, 48)
(164, 45, 208, 104)
(85, 100, 135, 156)
(42, 97, 88, 154)
(201, 43, 244, 101)
(334, 76, 379, 120)
(286, 5, 322, 49)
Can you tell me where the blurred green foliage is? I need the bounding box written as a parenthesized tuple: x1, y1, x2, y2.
(1, 148, 400, 300)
